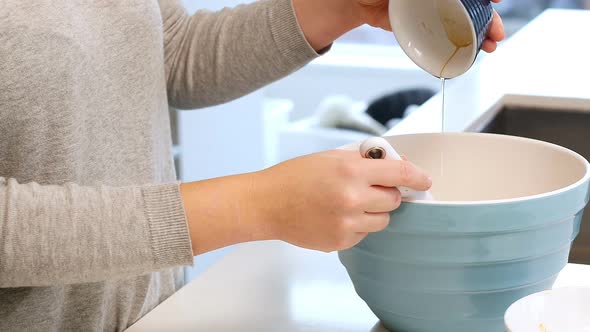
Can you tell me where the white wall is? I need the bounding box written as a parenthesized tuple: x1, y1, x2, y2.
(266, 43, 441, 121)
(266, 63, 440, 121)
(178, 91, 266, 181)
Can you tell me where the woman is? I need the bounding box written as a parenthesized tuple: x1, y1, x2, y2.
(0, 0, 504, 330)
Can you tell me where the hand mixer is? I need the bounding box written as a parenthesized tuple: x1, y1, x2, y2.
(360, 137, 434, 201)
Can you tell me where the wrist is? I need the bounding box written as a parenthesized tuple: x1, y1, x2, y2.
(180, 172, 277, 255)
(293, 0, 363, 51)
(235, 170, 281, 242)
(245, 170, 282, 241)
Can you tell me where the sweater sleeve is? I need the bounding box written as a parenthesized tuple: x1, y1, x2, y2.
(160, 0, 320, 109)
(0, 178, 193, 287)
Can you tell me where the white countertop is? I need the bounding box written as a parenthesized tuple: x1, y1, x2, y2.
(127, 241, 590, 332)
(127, 9, 590, 332)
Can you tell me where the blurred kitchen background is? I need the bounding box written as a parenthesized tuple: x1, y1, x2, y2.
(174, 0, 590, 281)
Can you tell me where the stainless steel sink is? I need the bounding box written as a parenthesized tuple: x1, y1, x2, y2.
(481, 106, 590, 264)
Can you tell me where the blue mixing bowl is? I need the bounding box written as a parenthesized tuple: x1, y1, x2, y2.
(339, 133, 590, 332)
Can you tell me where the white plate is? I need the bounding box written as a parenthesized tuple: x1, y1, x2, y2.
(505, 287, 590, 332)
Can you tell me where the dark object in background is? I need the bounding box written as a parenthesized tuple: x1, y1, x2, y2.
(366, 88, 436, 126)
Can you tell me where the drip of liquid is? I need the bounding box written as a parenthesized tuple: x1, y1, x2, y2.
(440, 47, 461, 78)
(437, 1, 474, 78)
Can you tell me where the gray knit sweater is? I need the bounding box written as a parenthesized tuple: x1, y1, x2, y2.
(0, 0, 318, 330)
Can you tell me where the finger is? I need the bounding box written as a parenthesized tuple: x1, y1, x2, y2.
(352, 213, 391, 233)
(400, 155, 409, 161)
(363, 186, 402, 213)
(482, 39, 497, 53)
(362, 159, 432, 191)
(488, 11, 505, 42)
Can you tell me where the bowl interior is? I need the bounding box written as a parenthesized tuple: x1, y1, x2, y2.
(504, 287, 590, 332)
(382, 133, 589, 202)
(389, 0, 477, 78)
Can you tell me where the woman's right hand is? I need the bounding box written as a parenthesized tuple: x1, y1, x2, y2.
(254, 149, 432, 252)
(181, 149, 431, 255)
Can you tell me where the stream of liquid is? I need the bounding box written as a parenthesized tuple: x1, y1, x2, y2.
(440, 77, 446, 177)
(441, 77, 446, 133)
(436, 1, 475, 180)
(437, 1, 473, 131)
